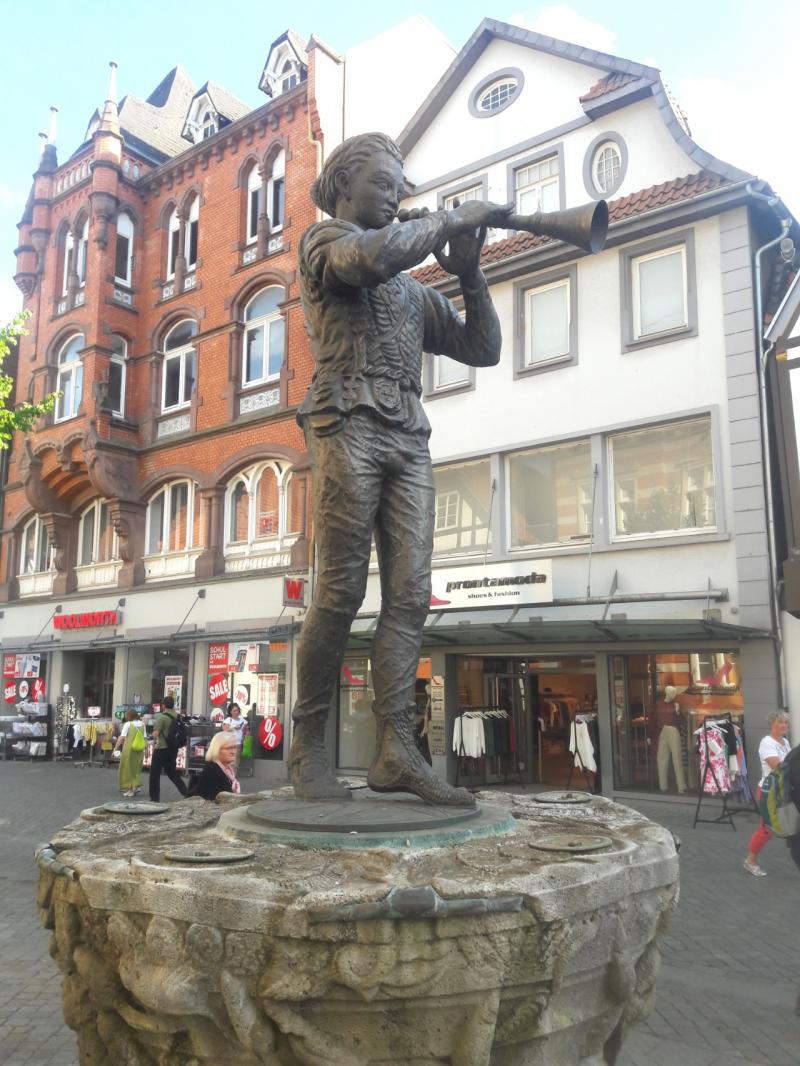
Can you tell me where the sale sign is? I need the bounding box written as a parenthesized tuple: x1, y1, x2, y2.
(4, 681, 16, 703)
(259, 716, 283, 750)
(208, 674, 230, 706)
(208, 642, 229, 671)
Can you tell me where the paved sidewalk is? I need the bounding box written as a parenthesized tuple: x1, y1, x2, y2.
(0, 762, 797, 1065)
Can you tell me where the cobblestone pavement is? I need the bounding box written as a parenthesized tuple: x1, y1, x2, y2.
(0, 762, 797, 1065)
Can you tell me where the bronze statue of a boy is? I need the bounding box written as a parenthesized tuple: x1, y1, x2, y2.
(289, 132, 511, 806)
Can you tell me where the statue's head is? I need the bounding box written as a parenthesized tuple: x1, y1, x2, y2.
(311, 132, 404, 229)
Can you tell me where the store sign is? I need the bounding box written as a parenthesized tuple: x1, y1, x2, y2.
(429, 559, 553, 610)
(32, 678, 46, 702)
(4, 681, 17, 703)
(228, 643, 260, 674)
(233, 683, 251, 708)
(283, 576, 306, 608)
(208, 674, 230, 706)
(54, 609, 120, 630)
(257, 673, 279, 715)
(87, 706, 102, 718)
(3, 654, 16, 678)
(164, 675, 183, 712)
(208, 643, 229, 671)
(259, 716, 283, 750)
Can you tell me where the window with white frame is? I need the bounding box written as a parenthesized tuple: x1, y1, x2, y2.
(432, 355, 470, 392)
(508, 439, 593, 549)
(269, 150, 285, 230)
(524, 276, 571, 367)
(609, 417, 716, 537)
(442, 185, 483, 211)
(166, 200, 199, 278)
(514, 155, 559, 214)
(186, 197, 199, 270)
(242, 287, 284, 386)
(281, 60, 299, 94)
(592, 141, 622, 194)
(167, 207, 180, 278)
(108, 334, 127, 417)
(19, 516, 52, 575)
(78, 500, 118, 566)
(114, 212, 134, 286)
(432, 458, 492, 556)
(470, 71, 522, 116)
(75, 218, 89, 286)
(201, 110, 217, 139)
(146, 480, 196, 554)
(162, 320, 196, 412)
(55, 334, 84, 422)
(224, 461, 299, 552)
(246, 164, 262, 244)
(631, 244, 688, 340)
(61, 229, 73, 296)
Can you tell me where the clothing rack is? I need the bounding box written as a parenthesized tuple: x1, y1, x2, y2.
(70, 717, 115, 769)
(453, 707, 522, 787)
(566, 712, 600, 793)
(692, 713, 753, 829)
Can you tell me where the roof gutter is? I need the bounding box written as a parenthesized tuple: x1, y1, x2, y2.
(747, 182, 793, 711)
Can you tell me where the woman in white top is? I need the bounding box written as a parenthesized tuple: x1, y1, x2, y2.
(222, 703, 246, 767)
(113, 710, 145, 797)
(744, 711, 791, 876)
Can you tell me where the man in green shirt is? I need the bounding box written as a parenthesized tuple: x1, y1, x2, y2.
(148, 695, 188, 802)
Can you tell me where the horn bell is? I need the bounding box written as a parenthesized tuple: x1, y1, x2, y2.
(506, 200, 608, 254)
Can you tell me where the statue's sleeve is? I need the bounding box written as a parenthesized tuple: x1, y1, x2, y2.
(305, 216, 450, 291)
(421, 274, 502, 368)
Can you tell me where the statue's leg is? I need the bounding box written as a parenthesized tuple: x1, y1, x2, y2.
(367, 432, 475, 807)
(289, 420, 381, 800)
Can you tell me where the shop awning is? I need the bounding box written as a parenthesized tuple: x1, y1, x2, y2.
(346, 612, 772, 649)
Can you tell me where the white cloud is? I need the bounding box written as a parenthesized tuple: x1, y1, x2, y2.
(507, 5, 618, 55)
(676, 73, 800, 217)
(0, 275, 23, 326)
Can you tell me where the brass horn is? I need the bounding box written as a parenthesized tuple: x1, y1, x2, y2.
(505, 200, 608, 254)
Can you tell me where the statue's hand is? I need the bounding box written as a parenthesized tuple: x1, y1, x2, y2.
(434, 226, 487, 278)
(447, 199, 514, 234)
(396, 206, 431, 222)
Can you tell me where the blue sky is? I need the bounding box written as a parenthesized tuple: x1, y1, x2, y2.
(2, 0, 798, 322)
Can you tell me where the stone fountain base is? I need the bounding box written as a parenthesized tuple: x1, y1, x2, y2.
(36, 788, 678, 1065)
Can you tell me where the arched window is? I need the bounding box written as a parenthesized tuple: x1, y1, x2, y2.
(114, 212, 134, 286)
(223, 461, 301, 565)
(75, 217, 89, 286)
(246, 163, 262, 245)
(55, 334, 84, 422)
(146, 480, 196, 555)
(78, 500, 117, 566)
(269, 150, 285, 231)
(109, 334, 127, 417)
(61, 227, 74, 297)
(162, 320, 196, 412)
(243, 288, 284, 386)
(166, 207, 180, 278)
(186, 196, 199, 270)
(19, 516, 52, 575)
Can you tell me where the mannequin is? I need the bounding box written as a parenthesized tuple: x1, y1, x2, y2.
(647, 685, 686, 793)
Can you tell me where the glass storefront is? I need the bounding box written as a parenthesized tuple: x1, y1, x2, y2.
(612, 650, 743, 794)
(127, 644, 192, 709)
(205, 640, 288, 760)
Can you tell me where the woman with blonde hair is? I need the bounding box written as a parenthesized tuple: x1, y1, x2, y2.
(113, 709, 145, 797)
(188, 731, 241, 800)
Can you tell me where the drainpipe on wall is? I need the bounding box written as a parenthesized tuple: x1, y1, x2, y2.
(746, 183, 792, 710)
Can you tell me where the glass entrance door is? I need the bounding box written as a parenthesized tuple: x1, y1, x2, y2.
(484, 671, 530, 784)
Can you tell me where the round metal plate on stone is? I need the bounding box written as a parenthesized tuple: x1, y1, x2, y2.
(248, 796, 481, 834)
(102, 801, 169, 815)
(530, 833, 613, 853)
(532, 791, 592, 805)
(163, 846, 254, 864)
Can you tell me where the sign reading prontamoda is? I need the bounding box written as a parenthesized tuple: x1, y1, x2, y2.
(429, 559, 553, 610)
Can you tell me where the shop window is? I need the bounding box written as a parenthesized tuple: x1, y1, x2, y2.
(338, 657, 377, 770)
(146, 480, 196, 555)
(513, 153, 560, 214)
(611, 651, 742, 794)
(432, 458, 492, 557)
(78, 500, 117, 565)
(55, 333, 84, 422)
(127, 644, 191, 708)
(621, 231, 696, 350)
(108, 334, 127, 417)
(114, 212, 134, 286)
(162, 319, 197, 412)
(609, 417, 716, 538)
(508, 438, 593, 549)
(19, 516, 52, 575)
(242, 287, 285, 386)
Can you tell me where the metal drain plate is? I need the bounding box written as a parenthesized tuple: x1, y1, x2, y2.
(530, 833, 613, 853)
(532, 791, 592, 804)
(103, 801, 169, 815)
(163, 846, 255, 864)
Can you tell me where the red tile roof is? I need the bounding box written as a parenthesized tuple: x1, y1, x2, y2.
(412, 170, 731, 285)
(579, 72, 641, 103)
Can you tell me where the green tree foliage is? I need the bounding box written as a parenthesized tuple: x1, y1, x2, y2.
(0, 312, 58, 449)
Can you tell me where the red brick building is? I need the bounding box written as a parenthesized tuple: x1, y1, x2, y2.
(3, 39, 320, 775)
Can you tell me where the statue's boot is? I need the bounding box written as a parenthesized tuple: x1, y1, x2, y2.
(289, 714, 352, 801)
(368, 710, 475, 807)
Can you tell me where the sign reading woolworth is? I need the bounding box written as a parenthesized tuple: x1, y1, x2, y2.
(429, 559, 553, 611)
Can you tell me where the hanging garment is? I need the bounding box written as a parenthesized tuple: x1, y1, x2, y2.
(697, 723, 732, 794)
(569, 720, 597, 773)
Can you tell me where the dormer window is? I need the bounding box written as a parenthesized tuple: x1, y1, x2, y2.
(281, 61, 299, 94)
(201, 110, 217, 140)
(259, 36, 307, 99)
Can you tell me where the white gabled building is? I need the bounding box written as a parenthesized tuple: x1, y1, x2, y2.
(330, 19, 797, 800)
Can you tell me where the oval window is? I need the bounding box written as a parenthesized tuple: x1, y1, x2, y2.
(592, 142, 622, 194)
(478, 77, 518, 113)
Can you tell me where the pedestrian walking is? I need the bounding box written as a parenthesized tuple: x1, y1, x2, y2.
(744, 711, 791, 876)
(188, 732, 241, 801)
(222, 702, 246, 768)
(148, 695, 188, 802)
(113, 709, 145, 797)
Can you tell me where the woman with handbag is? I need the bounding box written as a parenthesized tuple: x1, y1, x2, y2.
(114, 710, 146, 797)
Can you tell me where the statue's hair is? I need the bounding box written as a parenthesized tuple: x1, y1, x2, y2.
(311, 132, 403, 217)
